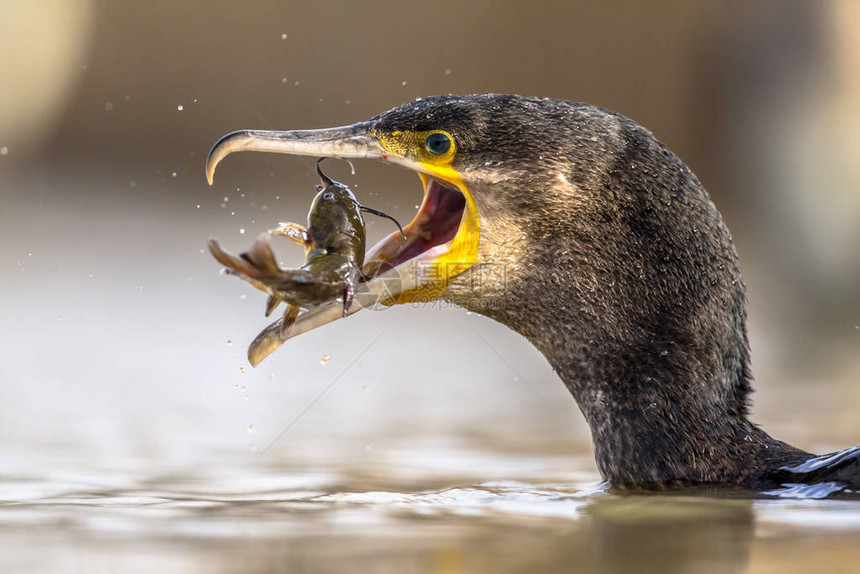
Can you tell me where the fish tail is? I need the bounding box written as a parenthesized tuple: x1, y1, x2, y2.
(240, 234, 282, 276)
(208, 234, 282, 282)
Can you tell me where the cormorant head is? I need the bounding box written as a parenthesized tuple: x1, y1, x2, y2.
(207, 95, 784, 484)
(206, 95, 553, 309)
(206, 95, 746, 381)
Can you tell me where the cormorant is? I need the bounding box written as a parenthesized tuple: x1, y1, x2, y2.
(205, 94, 859, 493)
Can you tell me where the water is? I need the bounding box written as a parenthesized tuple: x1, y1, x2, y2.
(3, 451, 860, 573)
(2, 173, 859, 572)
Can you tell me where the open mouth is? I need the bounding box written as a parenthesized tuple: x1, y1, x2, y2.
(203, 124, 482, 365)
(362, 177, 467, 280)
(241, 172, 479, 365)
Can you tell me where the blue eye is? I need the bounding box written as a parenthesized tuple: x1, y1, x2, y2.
(425, 133, 452, 155)
(323, 192, 334, 200)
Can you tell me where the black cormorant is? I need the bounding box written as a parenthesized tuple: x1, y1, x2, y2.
(206, 94, 859, 493)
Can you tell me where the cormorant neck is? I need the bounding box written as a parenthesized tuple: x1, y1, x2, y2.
(446, 110, 809, 486)
(527, 320, 804, 486)
(463, 261, 806, 485)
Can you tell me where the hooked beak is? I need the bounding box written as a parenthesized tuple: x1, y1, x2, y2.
(207, 123, 480, 367)
(205, 123, 383, 185)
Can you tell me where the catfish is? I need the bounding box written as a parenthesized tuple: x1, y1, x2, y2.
(209, 159, 403, 363)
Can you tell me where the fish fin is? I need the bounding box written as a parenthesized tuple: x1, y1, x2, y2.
(271, 222, 309, 246)
(265, 294, 280, 317)
(241, 234, 281, 276)
(217, 262, 269, 295)
(244, 277, 272, 296)
(279, 304, 300, 338)
(210, 236, 282, 294)
(209, 238, 260, 278)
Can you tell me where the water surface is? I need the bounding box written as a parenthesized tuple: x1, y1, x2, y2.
(2, 174, 859, 573)
(3, 447, 860, 573)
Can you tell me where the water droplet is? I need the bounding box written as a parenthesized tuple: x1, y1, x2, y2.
(104, 102, 113, 111)
(239, 228, 245, 234)
(247, 424, 256, 433)
(193, 98, 198, 103)
(660, 350, 669, 356)
(196, 204, 200, 209)
(401, 81, 407, 86)
(0, 147, 8, 156)
(223, 196, 229, 202)
(281, 33, 288, 39)
(171, 171, 178, 178)
(444, 69, 452, 75)
(129, 180, 136, 187)
(320, 354, 331, 365)
(177, 104, 184, 111)
(268, 373, 275, 380)
(239, 367, 245, 374)
(281, 77, 288, 83)
(227, 340, 233, 345)
(294, 80, 300, 86)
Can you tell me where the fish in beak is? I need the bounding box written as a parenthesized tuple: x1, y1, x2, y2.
(205, 121, 481, 364)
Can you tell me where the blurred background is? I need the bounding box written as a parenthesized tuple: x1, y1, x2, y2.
(1, 1, 859, 571)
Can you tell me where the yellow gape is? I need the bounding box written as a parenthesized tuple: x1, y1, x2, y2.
(372, 130, 480, 304)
